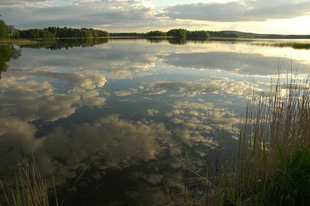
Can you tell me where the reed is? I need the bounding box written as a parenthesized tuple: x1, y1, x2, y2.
(226, 76, 310, 205)
(0, 157, 49, 206)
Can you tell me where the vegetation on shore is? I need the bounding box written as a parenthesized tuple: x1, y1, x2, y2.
(222, 31, 310, 39)
(0, 158, 49, 206)
(110, 29, 238, 39)
(236, 76, 310, 205)
(15, 27, 109, 39)
(253, 42, 310, 49)
(189, 76, 310, 205)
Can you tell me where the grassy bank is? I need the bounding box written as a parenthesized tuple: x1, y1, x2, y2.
(1, 39, 38, 44)
(167, 76, 310, 205)
(0, 157, 49, 206)
(218, 76, 310, 205)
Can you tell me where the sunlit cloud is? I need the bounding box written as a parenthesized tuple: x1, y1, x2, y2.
(161, 52, 310, 75)
(0, 72, 108, 121)
(159, 1, 310, 22)
(1, 0, 310, 33)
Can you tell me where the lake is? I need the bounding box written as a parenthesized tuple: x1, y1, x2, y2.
(0, 38, 309, 205)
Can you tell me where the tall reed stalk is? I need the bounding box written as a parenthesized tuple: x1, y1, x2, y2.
(1, 157, 49, 206)
(232, 76, 310, 205)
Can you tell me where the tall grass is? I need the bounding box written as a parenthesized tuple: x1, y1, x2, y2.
(226, 76, 310, 205)
(1, 157, 49, 206)
(0, 157, 94, 206)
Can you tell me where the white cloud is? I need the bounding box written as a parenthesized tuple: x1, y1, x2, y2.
(1, 0, 157, 31)
(1, 0, 310, 33)
(0, 72, 107, 121)
(159, 1, 310, 22)
(161, 52, 310, 75)
(0, 118, 43, 182)
(31, 114, 172, 176)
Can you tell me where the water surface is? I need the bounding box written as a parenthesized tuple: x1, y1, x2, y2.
(1, 38, 309, 205)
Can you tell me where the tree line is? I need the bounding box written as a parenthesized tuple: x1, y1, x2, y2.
(15, 27, 110, 39)
(1, 15, 238, 41)
(110, 29, 239, 39)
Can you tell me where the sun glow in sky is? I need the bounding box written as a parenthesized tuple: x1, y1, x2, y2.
(0, 0, 310, 34)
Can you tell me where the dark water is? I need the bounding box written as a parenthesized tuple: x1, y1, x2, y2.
(0, 38, 309, 205)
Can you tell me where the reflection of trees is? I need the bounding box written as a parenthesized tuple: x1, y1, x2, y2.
(18, 38, 109, 50)
(168, 38, 187, 45)
(0, 44, 21, 79)
(189, 39, 211, 44)
(146, 38, 165, 43)
(168, 38, 211, 45)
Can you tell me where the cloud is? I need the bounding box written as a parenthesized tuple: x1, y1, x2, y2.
(0, 118, 41, 153)
(0, 0, 51, 6)
(142, 81, 222, 97)
(0, 72, 107, 121)
(28, 114, 173, 178)
(160, 81, 220, 93)
(159, 0, 310, 22)
(35, 71, 107, 89)
(1, 0, 310, 33)
(8, 43, 157, 79)
(140, 77, 264, 98)
(147, 109, 159, 116)
(161, 52, 310, 75)
(0, 118, 43, 181)
(113, 90, 135, 96)
(1, 0, 157, 31)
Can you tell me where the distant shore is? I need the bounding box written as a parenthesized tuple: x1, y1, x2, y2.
(1, 39, 38, 44)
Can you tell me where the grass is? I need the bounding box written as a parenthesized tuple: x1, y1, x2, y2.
(0, 156, 94, 206)
(173, 75, 310, 205)
(0, 157, 49, 206)
(220, 75, 310, 205)
(1, 39, 38, 44)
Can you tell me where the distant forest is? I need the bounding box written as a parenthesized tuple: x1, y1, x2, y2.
(1, 17, 310, 41)
(15, 28, 218, 39)
(13, 27, 240, 39)
(219, 31, 310, 39)
(110, 29, 239, 39)
(13, 27, 310, 39)
(15, 27, 110, 39)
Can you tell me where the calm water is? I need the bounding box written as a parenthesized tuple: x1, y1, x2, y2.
(1, 38, 310, 205)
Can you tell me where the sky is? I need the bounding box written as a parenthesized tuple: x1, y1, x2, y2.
(1, 0, 310, 34)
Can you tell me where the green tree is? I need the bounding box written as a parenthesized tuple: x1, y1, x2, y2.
(7, 25, 17, 41)
(0, 44, 21, 79)
(167, 29, 189, 39)
(18, 27, 109, 38)
(0, 20, 9, 42)
(146, 30, 166, 36)
(41, 30, 55, 39)
(188, 30, 210, 39)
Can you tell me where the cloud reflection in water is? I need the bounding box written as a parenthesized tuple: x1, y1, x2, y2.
(1, 39, 309, 204)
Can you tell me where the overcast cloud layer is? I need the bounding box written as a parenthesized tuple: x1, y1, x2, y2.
(1, 0, 310, 34)
(159, 0, 310, 21)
